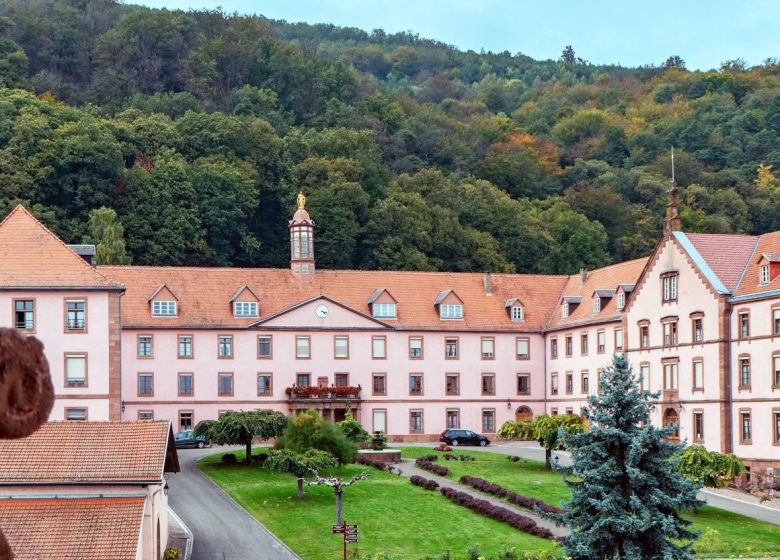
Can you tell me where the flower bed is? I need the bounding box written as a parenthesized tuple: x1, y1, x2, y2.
(415, 456, 450, 477)
(433, 444, 452, 452)
(284, 385, 361, 398)
(439, 486, 555, 540)
(442, 453, 475, 462)
(410, 475, 439, 491)
(459, 475, 564, 514)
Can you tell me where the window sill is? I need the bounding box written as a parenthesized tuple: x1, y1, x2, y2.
(516, 356, 530, 360)
(738, 385, 752, 392)
(66, 383, 87, 388)
(692, 388, 704, 393)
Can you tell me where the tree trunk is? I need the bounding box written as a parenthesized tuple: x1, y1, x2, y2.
(245, 438, 252, 464)
(297, 477, 304, 499)
(545, 447, 552, 469)
(335, 488, 343, 524)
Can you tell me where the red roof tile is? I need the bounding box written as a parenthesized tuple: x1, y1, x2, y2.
(735, 231, 780, 296)
(98, 266, 570, 331)
(0, 205, 122, 289)
(685, 233, 758, 293)
(0, 497, 144, 560)
(0, 421, 173, 483)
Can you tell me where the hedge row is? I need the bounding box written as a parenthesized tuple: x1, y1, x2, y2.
(442, 453, 475, 462)
(459, 475, 564, 514)
(439, 487, 555, 540)
(415, 457, 450, 477)
(355, 456, 401, 475)
(410, 474, 440, 491)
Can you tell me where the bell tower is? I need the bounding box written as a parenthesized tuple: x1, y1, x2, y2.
(663, 147, 682, 238)
(290, 192, 315, 278)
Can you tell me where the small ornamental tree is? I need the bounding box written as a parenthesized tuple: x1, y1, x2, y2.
(677, 445, 746, 488)
(194, 410, 288, 464)
(277, 409, 357, 464)
(532, 413, 585, 469)
(309, 472, 368, 524)
(264, 448, 338, 499)
(336, 410, 371, 443)
(552, 354, 703, 559)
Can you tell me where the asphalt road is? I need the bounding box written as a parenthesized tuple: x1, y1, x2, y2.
(168, 447, 299, 560)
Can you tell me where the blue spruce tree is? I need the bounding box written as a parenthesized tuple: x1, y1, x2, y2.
(553, 354, 702, 559)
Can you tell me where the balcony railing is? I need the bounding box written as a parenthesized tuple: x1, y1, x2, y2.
(285, 386, 362, 401)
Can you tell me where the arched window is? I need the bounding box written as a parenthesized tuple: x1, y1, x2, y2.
(663, 408, 679, 440)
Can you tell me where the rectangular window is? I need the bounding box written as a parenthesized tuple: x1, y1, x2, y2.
(335, 373, 349, 387)
(565, 336, 573, 357)
(580, 334, 589, 355)
(334, 336, 349, 359)
(445, 337, 459, 359)
(692, 317, 703, 343)
(739, 357, 751, 388)
(760, 264, 770, 285)
(740, 411, 752, 444)
(774, 410, 780, 444)
(693, 411, 704, 442)
(410, 410, 423, 434)
(617, 291, 625, 310)
(592, 298, 600, 314)
(597, 330, 605, 354)
(562, 302, 569, 319)
(565, 408, 574, 415)
(440, 304, 463, 320)
(481, 373, 495, 395)
(446, 409, 460, 429)
(179, 411, 193, 431)
(640, 364, 650, 392)
(372, 409, 386, 433)
(446, 373, 460, 396)
(138, 410, 153, 421)
(640, 325, 650, 349)
(409, 373, 423, 396)
(296, 373, 310, 387)
(662, 320, 677, 346)
(257, 335, 273, 358)
(565, 372, 573, 394)
(693, 360, 704, 390)
(65, 354, 86, 386)
(14, 299, 34, 331)
(152, 300, 177, 316)
(515, 337, 530, 360)
(138, 373, 153, 396)
(373, 303, 396, 319)
(178, 335, 193, 358)
(774, 355, 780, 387)
(581, 371, 589, 393)
(218, 335, 233, 358)
(517, 373, 530, 395)
(481, 337, 495, 360)
(662, 273, 678, 302)
(550, 338, 558, 359)
(372, 373, 386, 396)
(218, 373, 233, 396)
(551, 408, 558, 416)
(234, 301, 258, 317)
(372, 336, 387, 359)
(138, 335, 153, 358)
(178, 373, 193, 396)
(257, 373, 272, 396)
(614, 328, 624, 351)
(550, 373, 559, 395)
(409, 336, 423, 359)
(511, 306, 524, 321)
(296, 336, 311, 359)
(774, 308, 780, 335)
(663, 362, 678, 390)
(482, 409, 496, 433)
(65, 300, 86, 331)
(739, 312, 750, 339)
(65, 408, 87, 421)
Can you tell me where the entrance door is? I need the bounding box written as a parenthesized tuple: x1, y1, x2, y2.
(663, 408, 679, 441)
(515, 406, 533, 422)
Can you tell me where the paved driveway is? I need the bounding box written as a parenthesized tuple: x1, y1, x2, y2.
(168, 447, 298, 560)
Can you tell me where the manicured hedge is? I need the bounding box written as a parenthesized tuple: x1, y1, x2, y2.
(415, 457, 450, 477)
(459, 475, 564, 514)
(439, 486, 555, 540)
(410, 474, 440, 491)
(355, 456, 401, 475)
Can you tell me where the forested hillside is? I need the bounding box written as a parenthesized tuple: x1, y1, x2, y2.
(0, 0, 779, 273)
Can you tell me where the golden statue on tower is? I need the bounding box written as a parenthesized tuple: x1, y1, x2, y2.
(297, 191, 306, 209)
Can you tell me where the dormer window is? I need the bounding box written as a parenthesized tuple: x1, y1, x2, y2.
(760, 264, 770, 285)
(505, 298, 524, 321)
(592, 298, 600, 314)
(617, 292, 625, 310)
(440, 304, 463, 320)
(511, 306, 524, 321)
(373, 303, 397, 319)
(562, 302, 569, 319)
(152, 300, 177, 316)
(234, 301, 258, 317)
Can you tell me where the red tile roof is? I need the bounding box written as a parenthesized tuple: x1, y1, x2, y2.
(684, 233, 758, 292)
(735, 231, 780, 296)
(0, 497, 145, 560)
(0, 421, 174, 483)
(548, 257, 648, 329)
(98, 266, 570, 331)
(0, 205, 122, 289)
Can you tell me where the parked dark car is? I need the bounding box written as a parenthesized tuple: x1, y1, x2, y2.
(174, 429, 208, 449)
(439, 429, 490, 447)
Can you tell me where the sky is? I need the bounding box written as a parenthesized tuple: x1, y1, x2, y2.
(131, 0, 778, 71)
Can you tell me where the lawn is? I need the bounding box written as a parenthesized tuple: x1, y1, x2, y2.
(401, 447, 780, 558)
(198, 450, 560, 560)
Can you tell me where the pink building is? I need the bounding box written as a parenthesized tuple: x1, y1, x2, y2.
(2, 188, 780, 474)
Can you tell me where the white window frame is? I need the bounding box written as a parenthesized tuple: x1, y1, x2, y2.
(233, 301, 258, 317)
(152, 300, 177, 316)
(65, 354, 86, 386)
(440, 304, 463, 320)
(760, 265, 770, 285)
(511, 306, 524, 321)
(562, 302, 569, 319)
(592, 298, 600, 314)
(693, 360, 704, 390)
(373, 303, 397, 319)
(617, 291, 625, 310)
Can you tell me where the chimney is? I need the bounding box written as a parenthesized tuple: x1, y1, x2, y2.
(67, 244, 96, 266)
(580, 268, 588, 285)
(483, 273, 492, 296)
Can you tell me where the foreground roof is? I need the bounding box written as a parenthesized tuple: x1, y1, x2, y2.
(0, 496, 145, 560)
(99, 266, 569, 331)
(0, 421, 178, 484)
(0, 205, 122, 289)
(735, 230, 780, 297)
(681, 232, 758, 293)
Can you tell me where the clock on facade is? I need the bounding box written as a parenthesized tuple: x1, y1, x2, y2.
(315, 304, 329, 318)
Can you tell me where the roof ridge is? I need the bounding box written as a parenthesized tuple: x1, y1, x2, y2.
(734, 236, 761, 292)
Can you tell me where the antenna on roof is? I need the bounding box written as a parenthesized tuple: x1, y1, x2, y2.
(663, 145, 682, 237)
(670, 145, 675, 184)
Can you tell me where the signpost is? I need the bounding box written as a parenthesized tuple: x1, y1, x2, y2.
(331, 523, 359, 559)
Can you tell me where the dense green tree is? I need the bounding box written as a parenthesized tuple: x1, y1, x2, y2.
(86, 207, 131, 265)
(532, 413, 585, 469)
(0, 17, 26, 87)
(553, 354, 702, 559)
(276, 409, 357, 464)
(194, 410, 288, 464)
(677, 445, 746, 489)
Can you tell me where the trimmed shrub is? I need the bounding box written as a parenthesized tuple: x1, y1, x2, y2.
(221, 452, 237, 464)
(337, 410, 371, 443)
(507, 456, 520, 462)
(355, 456, 401, 475)
(410, 475, 439, 491)
(459, 475, 564, 514)
(276, 409, 357, 464)
(443, 453, 474, 462)
(415, 457, 449, 477)
(252, 452, 269, 464)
